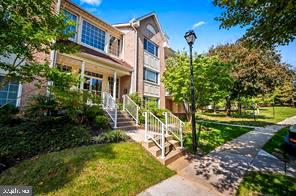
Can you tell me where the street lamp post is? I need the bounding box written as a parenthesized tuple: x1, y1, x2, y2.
(184, 30, 197, 153)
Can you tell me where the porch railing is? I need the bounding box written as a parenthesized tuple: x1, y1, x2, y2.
(122, 95, 140, 125)
(143, 111, 166, 159)
(102, 92, 118, 128)
(163, 112, 184, 148)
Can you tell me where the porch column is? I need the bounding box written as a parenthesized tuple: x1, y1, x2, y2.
(113, 71, 117, 99)
(80, 61, 85, 90)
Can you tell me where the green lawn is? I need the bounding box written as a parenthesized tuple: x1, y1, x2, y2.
(263, 126, 290, 161)
(238, 171, 296, 196)
(184, 123, 253, 154)
(0, 142, 174, 195)
(198, 106, 296, 127)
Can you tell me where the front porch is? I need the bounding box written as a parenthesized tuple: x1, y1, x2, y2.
(56, 52, 132, 102)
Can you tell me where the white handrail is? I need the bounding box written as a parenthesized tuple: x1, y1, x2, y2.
(122, 95, 140, 125)
(164, 112, 184, 148)
(102, 92, 118, 128)
(143, 111, 166, 159)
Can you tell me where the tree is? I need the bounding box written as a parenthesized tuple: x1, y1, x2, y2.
(209, 41, 290, 115)
(163, 51, 233, 120)
(0, 0, 78, 86)
(214, 0, 296, 47)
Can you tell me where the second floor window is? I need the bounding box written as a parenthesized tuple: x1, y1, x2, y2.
(144, 38, 158, 57)
(108, 36, 120, 57)
(144, 68, 159, 84)
(81, 20, 106, 51)
(64, 10, 77, 40)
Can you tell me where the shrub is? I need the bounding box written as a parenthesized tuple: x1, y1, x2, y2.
(95, 115, 109, 129)
(25, 95, 59, 118)
(0, 104, 19, 125)
(92, 130, 129, 144)
(145, 100, 168, 121)
(129, 93, 142, 106)
(84, 105, 105, 122)
(0, 117, 91, 165)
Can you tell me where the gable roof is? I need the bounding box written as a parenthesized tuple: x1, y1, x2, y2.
(113, 12, 165, 38)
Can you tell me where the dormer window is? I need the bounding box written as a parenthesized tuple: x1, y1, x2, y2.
(64, 10, 78, 41)
(144, 38, 158, 57)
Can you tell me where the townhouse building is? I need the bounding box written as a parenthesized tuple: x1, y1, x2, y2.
(0, 0, 183, 120)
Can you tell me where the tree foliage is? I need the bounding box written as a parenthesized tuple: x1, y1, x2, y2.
(214, 0, 296, 47)
(0, 0, 78, 85)
(163, 51, 233, 118)
(209, 42, 288, 100)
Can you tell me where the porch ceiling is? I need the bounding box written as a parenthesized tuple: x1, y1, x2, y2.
(57, 53, 130, 77)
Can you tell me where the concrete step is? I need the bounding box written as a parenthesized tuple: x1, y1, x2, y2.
(114, 125, 138, 131)
(148, 140, 180, 157)
(160, 148, 186, 165)
(144, 135, 176, 148)
(117, 117, 134, 122)
(111, 121, 136, 127)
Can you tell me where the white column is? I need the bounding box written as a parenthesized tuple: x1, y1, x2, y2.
(77, 16, 83, 44)
(113, 71, 117, 99)
(16, 83, 22, 107)
(80, 61, 85, 90)
(104, 32, 110, 54)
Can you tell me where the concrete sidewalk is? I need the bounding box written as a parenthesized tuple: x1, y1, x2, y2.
(139, 115, 296, 196)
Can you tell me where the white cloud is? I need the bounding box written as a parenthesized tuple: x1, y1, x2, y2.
(80, 0, 102, 6)
(192, 21, 206, 29)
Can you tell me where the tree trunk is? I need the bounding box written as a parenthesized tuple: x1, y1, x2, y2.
(213, 102, 216, 114)
(226, 98, 231, 116)
(238, 101, 242, 115)
(183, 102, 191, 122)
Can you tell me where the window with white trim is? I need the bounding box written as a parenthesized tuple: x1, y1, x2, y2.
(144, 38, 158, 57)
(144, 68, 159, 84)
(0, 76, 19, 106)
(81, 20, 106, 51)
(64, 10, 77, 40)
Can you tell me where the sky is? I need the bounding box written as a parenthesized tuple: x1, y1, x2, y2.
(72, 0, 296, 67)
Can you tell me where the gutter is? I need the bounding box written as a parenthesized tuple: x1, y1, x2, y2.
(130, 19, 139, 93)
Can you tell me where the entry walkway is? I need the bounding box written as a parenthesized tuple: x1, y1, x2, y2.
(139, 115, 296, 196)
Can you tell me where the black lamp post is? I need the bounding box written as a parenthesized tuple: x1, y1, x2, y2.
(184, 30, 197, 153)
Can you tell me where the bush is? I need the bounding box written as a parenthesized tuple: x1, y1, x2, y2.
(92, 130, 129, 144)
(25, 95, 59, 118)
(84, 105, 105, 122)
(0, 117, 91, 164)
(129, 93, 142, 106)
(146, 101, 168, 121)
(0, 104, 20, 125)
(95, 115, 109, 129)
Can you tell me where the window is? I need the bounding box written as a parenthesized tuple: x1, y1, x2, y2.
(144, 68, 159, 84)
(144, 38, 158, 57)
(0, 76, 19, 106)
(57, 64, 72, 72)
(81, 20, 106, 51)
(108, 36, 121, 57)
(108, 77, 120, 98)
(84, 70, 103, 79)
(64, 10, 77, 40)
(83, 76, 102, 96)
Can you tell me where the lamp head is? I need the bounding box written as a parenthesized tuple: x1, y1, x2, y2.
(184, 30, 197, 46)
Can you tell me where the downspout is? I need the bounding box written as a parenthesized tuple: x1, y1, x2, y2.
(130, 19, 138, 93)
